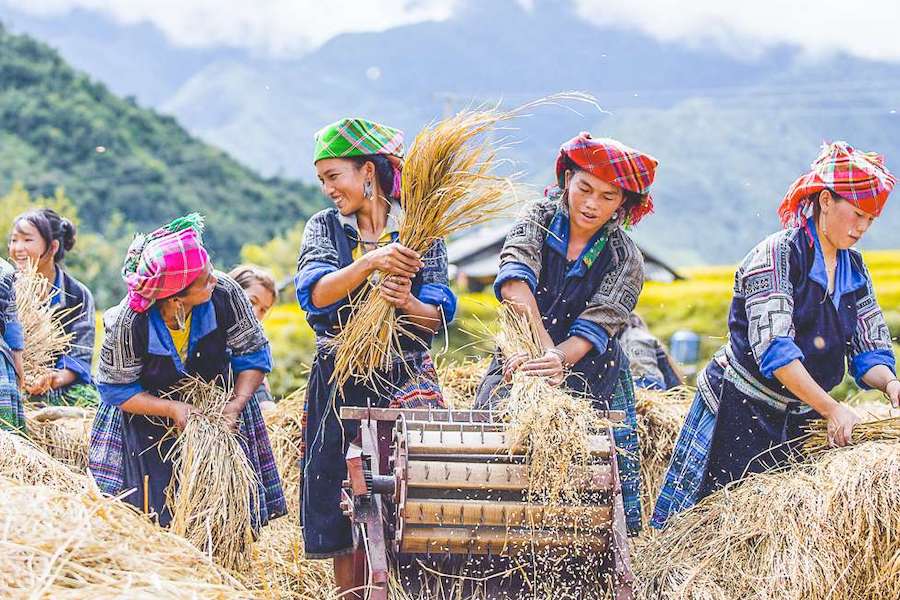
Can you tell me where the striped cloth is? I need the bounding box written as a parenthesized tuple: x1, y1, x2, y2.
(555, 132, 658, 226)
(122, 214, 210, 313)
(0, 357, 24, 433)
(650, 391, 716, 529)
(779, 141, 895, 226)
(610, 367, 642, 535)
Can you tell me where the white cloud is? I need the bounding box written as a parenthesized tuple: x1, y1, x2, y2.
(4, 0, 462, 55)
(573, 0, 900, 62)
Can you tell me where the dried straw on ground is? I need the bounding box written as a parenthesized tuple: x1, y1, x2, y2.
(164, 376, 258, 571)
(494, 303, 606, 504)
(13, 261, 75, 384)
(634, 386, 692, 525)
(0, 477, 248, 599)
(265, 388, 306, 515)
(0, 429, 88, 492)
(804, 414, 900, 454)
(436, 357, 490, 409)
(328, 106, 524, 389)
(241, 515, 337, 600)
(25, 405, 95, 471)
(635, 440, 900, 600)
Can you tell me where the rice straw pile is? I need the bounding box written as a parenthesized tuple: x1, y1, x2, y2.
(635, 440, 900, 599)
(25, 405, 95, 471)
(494, 303, 606, 505)
(242, 515, 338, 599)
(804, 414, 900, 454)
(0, 477, 248, 598)
(436, 357, 490, 409)
(328, 107, 522, 390)
(634, 386, 692, 525)
(265, 388, 306, 515)
(164, 376, 259, 571)
(0, 429, 88, 492)
(13, 260, 75, 386)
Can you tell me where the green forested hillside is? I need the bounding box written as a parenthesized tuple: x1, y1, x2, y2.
(0, 23, 322, 275)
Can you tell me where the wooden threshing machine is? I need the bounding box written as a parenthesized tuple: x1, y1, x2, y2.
(340, 406, 635, 599)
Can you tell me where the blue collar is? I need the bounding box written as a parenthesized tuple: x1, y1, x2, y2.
(546, 210, 612, 278)
(806, 221, 868, 308)
(147, 300, 217, 371)
(49, 266, 64, 306)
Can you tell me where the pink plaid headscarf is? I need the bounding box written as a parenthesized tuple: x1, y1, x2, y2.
(121, 214, 210, 313)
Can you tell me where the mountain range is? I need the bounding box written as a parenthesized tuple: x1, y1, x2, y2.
(3, 0, 900, 264)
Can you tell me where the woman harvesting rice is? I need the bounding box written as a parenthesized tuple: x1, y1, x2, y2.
(652, 141, 899, 528)
(9, 209, 99, 406)
(474, 132, 658, 535)
(296, 118, 456, 596)
(88, 214, 286, 528)
(0, 259, 25, 431)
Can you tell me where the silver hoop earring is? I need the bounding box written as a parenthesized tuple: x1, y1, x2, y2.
(610, 212, 619, 221)
(175, 302, 187, 330)
(363, 180, 373, 199)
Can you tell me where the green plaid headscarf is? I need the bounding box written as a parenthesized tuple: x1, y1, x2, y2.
(313, 118, 405, 163)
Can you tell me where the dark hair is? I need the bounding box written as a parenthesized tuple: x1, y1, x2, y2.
(561, 156, 644, 218)
(810, 189, 844, 223)
(348, 154, 398, 200)
(12, 208, 77, 263)
(228, 264, 277, 298)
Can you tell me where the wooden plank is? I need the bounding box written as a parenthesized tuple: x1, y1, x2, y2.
(406, 429, 611, 458)
(339, 406, 626, 424)
(402, 499, 611, 529)
(400, 525, 608, 555)
(406, 460, 611, 493)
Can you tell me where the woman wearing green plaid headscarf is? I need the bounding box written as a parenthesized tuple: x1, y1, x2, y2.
(297, 118, 457, 596)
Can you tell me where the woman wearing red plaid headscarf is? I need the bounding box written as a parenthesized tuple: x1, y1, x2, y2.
(89, 214, 286, 529)
(652, 141, 899, 529)
(475, 132, 659, 535)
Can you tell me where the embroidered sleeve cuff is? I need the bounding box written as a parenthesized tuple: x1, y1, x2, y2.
(295, 261, 342, 316)
(493, 262, 537, 300)
(3, 321, 23, 351)
(99, 381, 144, 407)
(850, 349, 896, 389)
(415, 283, 458, 324)
(55, 354, 93, 385)
(231, 345, 273, 374)
(568, 318, 610, 354)
(759, 337, 805, 379)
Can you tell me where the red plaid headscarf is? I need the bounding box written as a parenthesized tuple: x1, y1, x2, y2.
(121, 214, 210, 313)
(555, 132, 658, 226)
(779, 141, 895, 227)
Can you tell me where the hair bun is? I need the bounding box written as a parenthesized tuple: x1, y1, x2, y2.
(60, 218, 77, 251)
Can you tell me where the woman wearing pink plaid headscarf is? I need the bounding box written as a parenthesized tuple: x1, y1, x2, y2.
(89, 214, 286, 529)
(653, 141, 899, 529)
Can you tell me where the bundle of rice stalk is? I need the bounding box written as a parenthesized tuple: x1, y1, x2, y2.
(634, 386, 693, 525)
(0, 428, 88, 493)
(25, 405, 95, 472)
(13, 260, 76, 385)
(0, 477, 248, 598)
(328, 108, 523, 390)
(804, 414, 900, 454)
(164, 376, 259, 571)
(494, 302, 606, 505)
(436, 357, 490, 409)
(241, 515, 338, 599)
(265, 388, 306, 516)
(635, 440, 900, 600)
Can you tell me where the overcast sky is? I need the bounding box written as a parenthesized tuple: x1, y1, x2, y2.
(5, 0, 900, 62)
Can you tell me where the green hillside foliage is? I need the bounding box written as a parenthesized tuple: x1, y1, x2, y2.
(0, 23, 323, 304)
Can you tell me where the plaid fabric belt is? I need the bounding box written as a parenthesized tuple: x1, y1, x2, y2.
(723, 345, 812, 415)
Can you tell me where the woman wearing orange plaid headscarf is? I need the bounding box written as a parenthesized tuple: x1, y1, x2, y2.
(653, 141, 899, 529)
